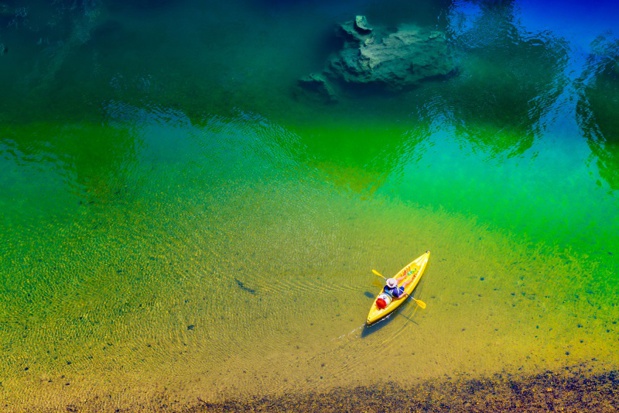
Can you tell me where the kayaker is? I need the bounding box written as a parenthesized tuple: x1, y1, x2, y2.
(376, 273, 415, 309)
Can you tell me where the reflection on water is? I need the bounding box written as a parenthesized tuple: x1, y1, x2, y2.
(1, 0, 619, 411)
(577, 40, 619, 190)
(445, 1, 568, 156)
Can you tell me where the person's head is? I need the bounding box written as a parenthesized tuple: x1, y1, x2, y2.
(386, 278, 397, 289)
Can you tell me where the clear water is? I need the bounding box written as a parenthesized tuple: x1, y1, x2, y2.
(1, 0, 618, 410)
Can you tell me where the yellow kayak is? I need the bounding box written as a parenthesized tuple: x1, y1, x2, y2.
(366, 251, 430, 325)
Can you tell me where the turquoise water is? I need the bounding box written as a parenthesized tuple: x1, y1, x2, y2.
(1, 0, 619, 411)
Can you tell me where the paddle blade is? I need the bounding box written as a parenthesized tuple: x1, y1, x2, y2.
(372, 269, 386, 279)
(413, 298, 427, 309)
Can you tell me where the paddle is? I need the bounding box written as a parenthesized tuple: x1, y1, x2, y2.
(371, 269, 386, 279)
(372, 269, 427, 309)
(406, 294, 427, 309)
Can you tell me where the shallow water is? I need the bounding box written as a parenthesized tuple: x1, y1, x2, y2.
(1, 0, 619, 410)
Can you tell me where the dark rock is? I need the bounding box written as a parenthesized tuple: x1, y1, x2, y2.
(234, 278, 257, 295)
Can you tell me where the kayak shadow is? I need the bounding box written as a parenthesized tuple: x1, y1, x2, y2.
(361, 316, 392, 337)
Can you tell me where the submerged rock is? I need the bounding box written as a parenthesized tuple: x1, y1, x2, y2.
(295, 73, 338, 103)
(297, 16, 457, 101)
(354, 15, 372, 34)
(328, 23, 456, 91)
(337, 16, 374, 47)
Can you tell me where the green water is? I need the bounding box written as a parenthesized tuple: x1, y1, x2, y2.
(1, 0, 619, 410)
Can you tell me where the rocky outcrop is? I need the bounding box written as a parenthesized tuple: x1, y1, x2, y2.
(298, 15, 457, 101)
